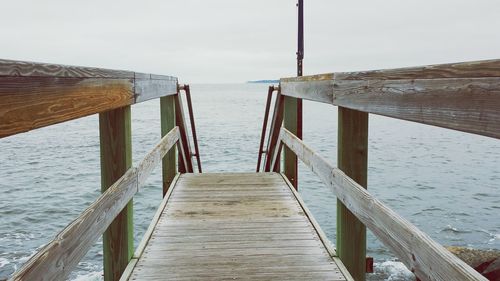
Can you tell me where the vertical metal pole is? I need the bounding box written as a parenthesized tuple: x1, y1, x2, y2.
(297, 0, 303, 141)
(284, 0, 304, 189)
(297, 0, 304, 77)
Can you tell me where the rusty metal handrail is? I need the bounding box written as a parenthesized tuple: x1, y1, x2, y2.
(256, 85, 278, 172)
(179, 84, 202, 173)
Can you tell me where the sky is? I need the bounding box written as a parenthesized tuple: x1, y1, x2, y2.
(1, 0, 500, 83)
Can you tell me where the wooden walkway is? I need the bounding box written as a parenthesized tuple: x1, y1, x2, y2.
(123, 172, 351, 281)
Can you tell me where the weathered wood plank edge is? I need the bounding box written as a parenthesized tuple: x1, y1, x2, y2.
(0, 59, 179, 138)
(278, 127, 487, 281)
(119, 174, 180, 281)
(8, 127, 179, 281)
(280, 63, 500, 139)
(280, 59, 500, 82)
(279, 172, 354, 281)
(0, 58, 178, 80)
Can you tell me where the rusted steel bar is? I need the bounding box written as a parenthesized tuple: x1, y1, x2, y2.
(264, 90, 285, 172)
(182, 84, 202, 173)
(256, 86, 276, 172)
(174, 89, 194, 173)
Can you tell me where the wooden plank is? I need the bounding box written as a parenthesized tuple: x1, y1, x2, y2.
(160, 96, 176, 196)
(0, 59, 178, 138)
(135, 76, 177, 103)
(99, 106, 133, 281)
(9, 127, 180, 281)
(0, 58, 133, 78)
(279, 59, 500, 139)
(280, 173, 355, 281)
(119, 174, 180, 281)
(283, 96, 299, 188)
(337, 107, 368, 281)
(136, 127, 179, 187)
(9, 167, 138, 281)
(280, 73, 334, 103)
(129, 173, 347, 280)
(278, 128, 487, 281)
(0, 77, 134, 138)
(334, 59, 500, 80)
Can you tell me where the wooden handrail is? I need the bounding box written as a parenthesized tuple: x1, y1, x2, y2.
(0, 59, 178, 138)
(280, 59, 500, 139)
(273, 127, 487, 281)
(9, 127, 181, 281)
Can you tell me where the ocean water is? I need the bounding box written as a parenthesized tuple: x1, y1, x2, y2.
(0, 83, 499, 280)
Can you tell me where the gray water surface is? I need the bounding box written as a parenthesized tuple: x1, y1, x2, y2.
(1, 83, 499, 280)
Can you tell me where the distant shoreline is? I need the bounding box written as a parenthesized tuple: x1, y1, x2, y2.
(247, 80, 279, 83)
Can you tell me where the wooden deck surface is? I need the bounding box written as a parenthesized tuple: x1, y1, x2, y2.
(125, 172, 349, 281)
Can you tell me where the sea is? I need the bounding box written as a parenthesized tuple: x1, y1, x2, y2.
(1, 83, 499, 281)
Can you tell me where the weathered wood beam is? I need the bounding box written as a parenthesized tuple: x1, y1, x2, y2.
(100, 106, 133, 281)
(0, 59, 178, 138)
(161, 96, 176, 196)
(280, 59, 500, 139)
(337, 107, 368, 281)
(278, 127, 487, 281)
(283, 96, 299, 189)
(9, 127, 179, 281)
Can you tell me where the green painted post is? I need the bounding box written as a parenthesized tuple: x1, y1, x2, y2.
(161, 95, 176, 196)
(337, 107, 368, 281)
(99, 106, 133, 281)
(283, 96, 299, 189)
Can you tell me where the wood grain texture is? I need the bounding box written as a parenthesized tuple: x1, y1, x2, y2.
(337, 107, 368, 281)
(100, 106, 134, 281)
(278, 128, 487, 281)
(0, 59, 178, 138)
(9, 127, 180, 281)
(279, 59, 500, 139)
(160, 96, 176, 196)
(280, 173, 355, 281)
(0, 58, 133, 78)
(137, 127, 179, 188)
(127, 173, 348, 281)
(9, 166, 139, 281)
(0, 77, 134, 137)
(283, 96, 299, 189)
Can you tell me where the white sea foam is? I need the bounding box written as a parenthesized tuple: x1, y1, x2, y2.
(374, 260, 415, 281)
(0, 257, 9, 268)
(71, 271, 103, 281)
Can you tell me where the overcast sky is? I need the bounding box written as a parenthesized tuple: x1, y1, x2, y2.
(1, 1, 499, 82)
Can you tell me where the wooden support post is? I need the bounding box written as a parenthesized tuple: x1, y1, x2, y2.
(99, 106, 133, 281)
(283, 96, 300, 189)
(337, 107, 368, 281)
(161, 96, 176, 196)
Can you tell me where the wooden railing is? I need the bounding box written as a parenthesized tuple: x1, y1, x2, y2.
(0, 59, 200, 280)
(271, 59, 500, 281)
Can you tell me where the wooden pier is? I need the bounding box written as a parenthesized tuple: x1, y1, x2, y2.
(123, 173, 350, 280)
(2, 58, 499, 281)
